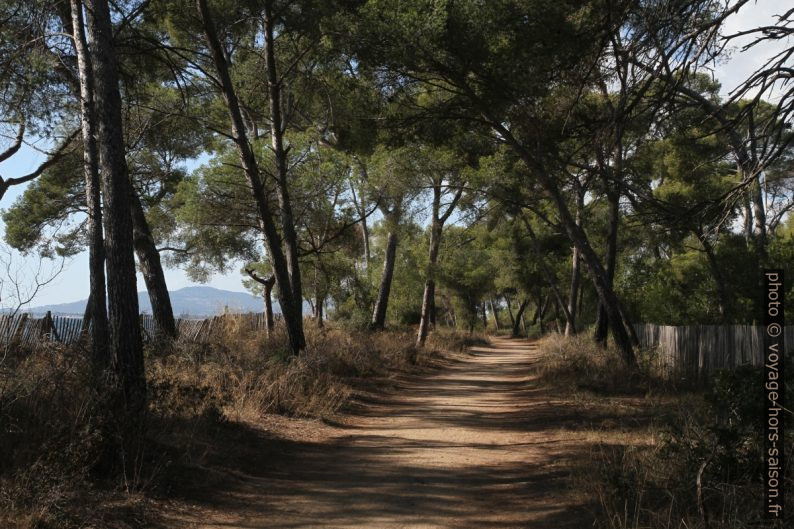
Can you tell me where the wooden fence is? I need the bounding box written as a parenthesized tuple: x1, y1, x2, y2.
(633, 323, 793, 377)
(0, 311, 271, 347)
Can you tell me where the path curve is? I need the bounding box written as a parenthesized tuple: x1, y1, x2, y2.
(166, 337, 593, 529)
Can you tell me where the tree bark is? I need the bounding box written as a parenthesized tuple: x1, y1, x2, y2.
(594, 187, 619, 346)
(504, 293, 515, 327)
(197, 0, 304, 354)
(489, 297, 501, 330)
(417, 278, 436, 344)
(537, 293, 550, 334)
(565, 189, 583, 336)
(416, 203, 443, 346)
(263, 278, 275, 336)
(371, 230, 398, 329)
(315, 293, 324, 327)
(70, 0, 109, 365)
(512, 299, 528, 337)
(246, 268, 275, 338)
(263, 0, 302, 307)
(697, 230, 730, 318)
(743, 185, 753, 245)
(349, 163, 371, 267)
(417, 182, 456, 346)
(130, 191, 176, 338)
(553, 297, 562, 334)
(750, 175, 767, 262)
(85, 0, 146, 411)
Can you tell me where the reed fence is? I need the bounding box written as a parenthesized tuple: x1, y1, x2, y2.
(0, 311, 271, 347)
(633, 323, 793, 377)
(2, 314, 789, 377)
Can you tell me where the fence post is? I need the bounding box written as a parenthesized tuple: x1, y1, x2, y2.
(43, 311, 56, 342)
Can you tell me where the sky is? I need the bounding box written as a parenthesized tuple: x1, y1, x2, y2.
(0, 0, 790, 308)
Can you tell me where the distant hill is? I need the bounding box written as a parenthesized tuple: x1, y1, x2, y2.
(24, 286, 270, 317)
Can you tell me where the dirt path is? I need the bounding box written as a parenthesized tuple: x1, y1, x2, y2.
(164, 337, 594, 528)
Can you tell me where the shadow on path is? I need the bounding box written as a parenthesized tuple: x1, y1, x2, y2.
(163, 337, 601, 529)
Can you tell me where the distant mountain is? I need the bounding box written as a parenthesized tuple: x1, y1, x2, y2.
(24, 286, 270, 317)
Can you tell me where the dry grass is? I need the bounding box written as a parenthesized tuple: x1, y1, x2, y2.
(535, 333, 794, 529)
(0, 322, 470, 528)
(0, 341, 154, 528)
(147, 321, 459, 423)
(534, 332, 681, 396)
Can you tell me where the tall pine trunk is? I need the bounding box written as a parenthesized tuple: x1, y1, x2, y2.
(85, 0, 146, 411)
(197, 0, 304, 354)
(416, 183, 462, 347)
(70, 0, 109, 367)
(263, 0, 303, 312)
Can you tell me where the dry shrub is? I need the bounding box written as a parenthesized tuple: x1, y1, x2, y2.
(426, 327, 488, 353)
(147, 322, 436, 423)
(535, 332, 673, 396)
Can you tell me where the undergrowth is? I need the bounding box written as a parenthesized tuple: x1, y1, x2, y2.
(536, 333, 793, 529)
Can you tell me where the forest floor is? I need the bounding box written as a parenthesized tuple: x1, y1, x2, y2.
(156, 337, 605, 528)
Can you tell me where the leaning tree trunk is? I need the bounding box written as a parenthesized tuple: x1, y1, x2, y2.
(522, 215, 576, 336)
(197, 0, 304, 354)
(70, 0, 108, 365)
(489, 297, 501, 330)
(416, 221, 442, 347)
(315, 294, 324, 328)
(512, 299, 529, 338)
(85, 0, 146, 412)
(493, 121, 636, 367)
(371, 230, 398, 330)
(246, 268, 276, 338)
(504, 293, 515, 327)
(263, 0, 302, 312)
(743, 186, 753, 246)
(130, 192, 176, 338)
(750, 174, 767, 264)
(553, 298, 562, 334)
(594, 187, 619, 346)
(565, 191, 583, 336)
(349, 171, 371, 268)
(263, 277, 275, 337)
(697, 230, 730, 318)
(536, 293, 550, 334)
(417, 279, 436, 346)
(416, 182, 463, 346)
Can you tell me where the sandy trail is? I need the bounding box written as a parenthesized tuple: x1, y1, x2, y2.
(166, 337, 594, 528)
